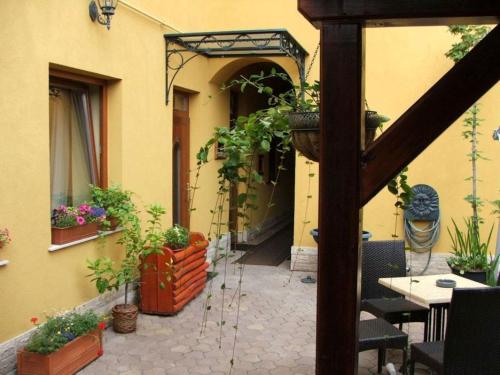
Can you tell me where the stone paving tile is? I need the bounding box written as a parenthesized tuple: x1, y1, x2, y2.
(79, 257, 429, 375)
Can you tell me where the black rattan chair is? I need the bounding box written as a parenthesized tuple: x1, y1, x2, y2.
(409, 287, 500, 375)
(359, 318, 408, 374)
(361, 240, 429, 336)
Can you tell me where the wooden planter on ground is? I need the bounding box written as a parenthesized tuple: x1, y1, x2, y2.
(51, 222, 99, 245)
(140, 232, 209, 315)
(17, 330, 102, 375)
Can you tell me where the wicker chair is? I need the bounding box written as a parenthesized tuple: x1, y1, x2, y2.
(409, 287, 500, 375)
(361, 240, 429, 336)
(359, 318, 408, 374)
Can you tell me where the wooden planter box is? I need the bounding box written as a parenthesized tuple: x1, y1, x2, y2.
(17, 329, 102, 375)
(51, 222, 99, 245)
(140, 232, 209, 315)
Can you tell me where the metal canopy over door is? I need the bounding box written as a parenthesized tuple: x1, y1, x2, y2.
(172, 91, 190, 228)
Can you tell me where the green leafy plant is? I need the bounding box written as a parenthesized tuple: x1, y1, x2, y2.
(90, 184, 134, 228)
(446, 25, 491, 228)
(164, 224, 189, 250)
(87, 204, 171, 304)
(25, 311, 104, 355)
(445, 25, 497, 281)
(447, 218, 497, 277)
(0, 228, 11, 248)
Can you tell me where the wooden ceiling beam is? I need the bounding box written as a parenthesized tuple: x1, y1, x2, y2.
(298, 0, 499, 27)
(360, 25, 500, 207)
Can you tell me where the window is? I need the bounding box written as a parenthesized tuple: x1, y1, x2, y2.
(49, 71, 107, 211)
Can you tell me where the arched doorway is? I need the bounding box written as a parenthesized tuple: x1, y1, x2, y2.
(226, 62, 296, 266)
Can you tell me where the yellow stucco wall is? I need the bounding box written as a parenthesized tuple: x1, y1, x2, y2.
(0, 0, 498, 344)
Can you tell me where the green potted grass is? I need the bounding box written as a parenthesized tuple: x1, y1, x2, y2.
(447, 217, 498, 285)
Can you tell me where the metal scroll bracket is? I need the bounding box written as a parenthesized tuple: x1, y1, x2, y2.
(164, 29, 308, 105)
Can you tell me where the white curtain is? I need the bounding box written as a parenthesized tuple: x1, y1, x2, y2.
(50, 87, 99, 211)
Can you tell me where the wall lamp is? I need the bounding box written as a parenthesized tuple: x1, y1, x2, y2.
(89, 0, 118, 30)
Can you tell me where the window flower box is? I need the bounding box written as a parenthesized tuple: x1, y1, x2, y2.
(51, 204, 106, 244)
(51, 222, 99, 245)
(17, 329, 102, 375)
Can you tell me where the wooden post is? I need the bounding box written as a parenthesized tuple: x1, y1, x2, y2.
(317, 23, 364, 375)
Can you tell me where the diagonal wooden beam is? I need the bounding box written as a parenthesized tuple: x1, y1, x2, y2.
(298, 0, 500, 27)
(360, 25, 500, 207)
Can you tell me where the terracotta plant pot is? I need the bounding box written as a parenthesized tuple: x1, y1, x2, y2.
(140, 232, 209, 315)
(100, 217, 119, 231)
(112, 304, 138, 333)
(51, 222, 99, 245)
(17, 329, 102, 375)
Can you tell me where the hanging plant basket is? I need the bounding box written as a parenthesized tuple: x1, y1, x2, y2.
(288, 111, 320, 162)
(288, 110, 387, 162)
(364, 110, 380, 146)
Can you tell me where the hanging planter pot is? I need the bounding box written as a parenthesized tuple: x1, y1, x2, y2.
(288, 111, 320, 162)
(288, 110, 389, 162)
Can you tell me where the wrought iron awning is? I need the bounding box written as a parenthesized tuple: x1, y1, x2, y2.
(164, 29, 308, 104)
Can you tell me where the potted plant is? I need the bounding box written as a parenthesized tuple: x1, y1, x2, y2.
(0, 228, 11, 249)
(90, 184, 134, 230)
(17, 311, 105, 375)
(447, 218, 498, 284)
(51, 204, 106, 245)
(140, 221, 209, 315)
(87, 204, 175, 332)
(87, 207, 142, 333)
(222, 70, 390, 162)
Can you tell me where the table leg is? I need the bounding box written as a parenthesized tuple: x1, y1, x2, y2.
(426, 303, 449, 341)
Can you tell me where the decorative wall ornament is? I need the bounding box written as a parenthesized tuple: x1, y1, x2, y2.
(404, 184, 440, 221)
(404, 184, 441, 261)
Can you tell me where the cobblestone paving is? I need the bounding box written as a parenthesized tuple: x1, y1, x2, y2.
(79, 258, 429, 375)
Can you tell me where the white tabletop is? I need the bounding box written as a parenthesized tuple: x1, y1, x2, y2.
(378, 273, 487, 307)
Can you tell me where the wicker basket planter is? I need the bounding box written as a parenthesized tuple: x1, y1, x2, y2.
(51, 222, 99, 245)
(288, 110, 385, 162)
(288, 111, 320, 162)
(140, 232, 209, 315)
(112, 304, 138, 333)
(17, 329, 102, 375)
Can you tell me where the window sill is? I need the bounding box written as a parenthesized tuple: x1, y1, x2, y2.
(0, 260, 9, 267)
(48, 228, 122, 252)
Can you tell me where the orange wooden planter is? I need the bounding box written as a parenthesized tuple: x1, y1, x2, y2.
(140, 232, 209, 315)
(17, 329, 102, 375)
(51, 223, 99, 245)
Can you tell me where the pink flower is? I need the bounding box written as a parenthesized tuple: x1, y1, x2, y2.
(76, 216, 86, 225)
(79, 204, 91, 214)
(58, 205, 68, 213)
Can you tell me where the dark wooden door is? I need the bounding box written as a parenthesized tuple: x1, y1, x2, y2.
(173, 91, 190, 228)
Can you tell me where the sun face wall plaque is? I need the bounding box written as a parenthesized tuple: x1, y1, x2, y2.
(404, 184, 440, 221)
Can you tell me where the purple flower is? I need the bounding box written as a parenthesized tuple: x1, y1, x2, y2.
(76, 216, 86, 225)
(58, 205, 68, 213)
(91, 207, 106, 218)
